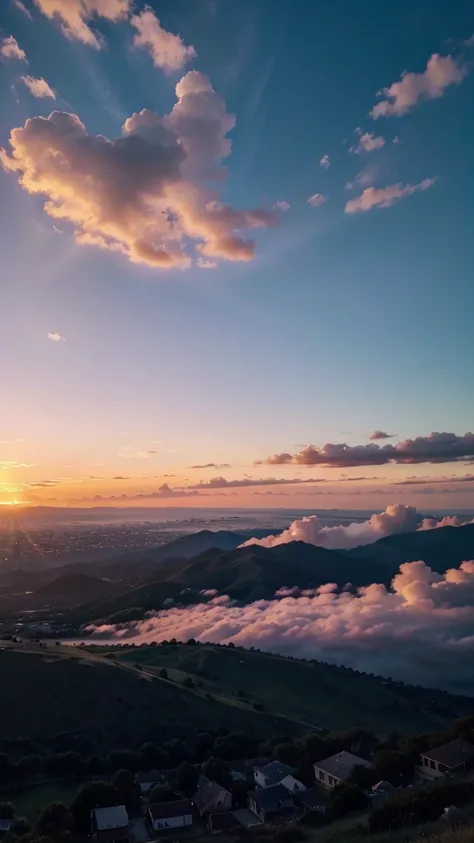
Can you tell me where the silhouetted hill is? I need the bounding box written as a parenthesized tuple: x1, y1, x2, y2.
(347, 523, 474, 574)
(32, 573, 119, 603)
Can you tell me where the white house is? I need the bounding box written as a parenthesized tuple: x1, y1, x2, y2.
(419, 739, 474, 780)
(90, 805, 130, 843)
(148, 800, 193, 832)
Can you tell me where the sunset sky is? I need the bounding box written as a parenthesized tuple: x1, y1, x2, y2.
(1, 0, 474, 509)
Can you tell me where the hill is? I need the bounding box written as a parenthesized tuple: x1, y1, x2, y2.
(115, 642, 473, 735)
(347, 523, 474, 573)
(31, 573, 119, 604)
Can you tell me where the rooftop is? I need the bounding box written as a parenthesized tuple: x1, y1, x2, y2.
(91, 806, 129, 831)
(149, 800, 193, 820)
(314, 751, 371, 782)
(193, 780, 231, 813)
(249, 783, 294, 811)
(421, 738, 474, 768)
(255, 760, 295, 784)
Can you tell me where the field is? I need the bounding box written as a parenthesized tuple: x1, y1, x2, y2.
(116, 642, 472, 735)
(8, 781, 81, 820)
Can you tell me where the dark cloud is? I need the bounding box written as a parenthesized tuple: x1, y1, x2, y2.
(260, 432, 474, 468)
(369, 430, 395, 440)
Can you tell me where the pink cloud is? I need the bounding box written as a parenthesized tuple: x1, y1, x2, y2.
(1, 35, 27, 61)
(349, 132, 385, 154)
(130, 7, 196, 73)
(307, 193, 326, 207)
(1, 72, 275, 269)
(21, 75, 56, 98)
(33, 0, 131, 48)
(371, 53, 467, 118)
(345, 178, 436, 213)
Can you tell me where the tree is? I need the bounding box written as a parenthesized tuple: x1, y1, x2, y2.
(17, 755, 43, 779)
(107, 750, 139, 773)
(201, 757, 231, 790)
(147, 784, 176, 805)
(273, 741, 300, 766)
(46, 753, 83, 779)
(0, 754, 15, 786)
(329, 783, 368, 819)
(0, 803, 14, 819)
(182, 677, 194, 689)
(159, 668, 168, 680)
(112, 770, 139, 811)
(35, 803, 75, 842)
(371, 749, 414, 786)
(177, 762, 198, 796)
(163, 739, 187, 765)
(70, 782, 119, 833)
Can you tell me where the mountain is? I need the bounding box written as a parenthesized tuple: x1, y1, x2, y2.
(31, 573, 119, 604)
(347, 523, 474, 574)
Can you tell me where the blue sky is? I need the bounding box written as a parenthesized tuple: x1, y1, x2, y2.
(1, 0, 474, 509)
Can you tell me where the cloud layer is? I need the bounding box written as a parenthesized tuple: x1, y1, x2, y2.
(260, 432, 474, 468)
(345, 178, 435, 213)
(87, 559, 474, 692)
(1, 72, 275, 269)
(371, 53, 466, 118)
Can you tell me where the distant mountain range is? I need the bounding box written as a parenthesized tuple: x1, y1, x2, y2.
(1, 523, 474, 623)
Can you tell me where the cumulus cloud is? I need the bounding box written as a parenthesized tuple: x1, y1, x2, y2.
(350, 131, 385, 154)
(1, 35, 27, 60)
(86, 559, 474, 692)
(319, 154, 330, 169)
(307, 193, 326, 207)
(47, 332, 65, 342)
(33, 0, 130, 48)
(345, 178, 435, 213)
(1, 73, 275, 269)
(273, 200, 290, 212)
(260, 432, 474, 468)
(370, 53, 467, 118)
(185, 476, 325, 490)
(131, 6, 196, 73)
(369, 430, 395, 441)
(21, 75, 56, 98)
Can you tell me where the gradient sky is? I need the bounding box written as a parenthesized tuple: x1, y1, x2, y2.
(1, 0, 474, 510)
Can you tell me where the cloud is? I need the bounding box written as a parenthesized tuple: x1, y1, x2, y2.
(1, 73, 275, 269)
(130, 7, 196, 73)
(14, 0, 34, 19)
(185, 476, 325, 490)
(188, 463, 231, 469)
(112, 475, 130, 480)
(1, 35, 27, 60)
(118, 450, 157, 459)
(349, 131, 385, 154)
(394, 475, 474, 486)
(370, 53, 467, 118)
(86, 559, 474, 693)
(273, 200, 290, 212)
(307, 193, 326, 207)
(369, 430, 395, 441)
(47, 332, 65, 342)
(259, 431, 474, 468)
(345, 178, 436, 213)
(21, 75, 56, 98)
(33, 0, 131, 49)
(319, 154, 330, 169)
(75, 483, 202, 502)
(196, 257, 217, 269)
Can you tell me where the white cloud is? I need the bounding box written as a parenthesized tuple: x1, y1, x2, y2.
(345, 178, 436, 213)
(1, 35, 27, 61)
(307, 193, 326, 207)
(14, 0, 34, 19)
(349, 131, 385, 154)
(21, 75, 56, 98)
(33, 0, 131, 48)
(371, 53, 467, 118)
(47, 332, 65, 341)
(1, 72, 276, 269)
(196, 257, 217, 269)
(319, 153, 330, 169)
(273, 200, 290, 212)
(131, 6, 196, 73)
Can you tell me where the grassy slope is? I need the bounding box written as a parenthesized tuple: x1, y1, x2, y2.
(0, 648, 304, 753)
(118, 643, 473, 735)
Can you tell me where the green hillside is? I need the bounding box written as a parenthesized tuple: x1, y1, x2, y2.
(117, 642, 473, 734)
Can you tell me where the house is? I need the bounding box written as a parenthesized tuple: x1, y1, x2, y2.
(208, 809, 262, 832)
(248, 784, 295, 822)
(148, 800, 193, 832)
(193, 781, 232, 816)
(136, 770, 163, 794)
(254, 761, 295, 788)
(0, 820, 12, 839)
(280, 774, 307, 794)
(419, 739, 474, 780)
(313, 751, 371, 789)
(91, 806, 129, 843)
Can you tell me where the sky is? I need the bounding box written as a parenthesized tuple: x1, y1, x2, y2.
(1, 0, 474, 510)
